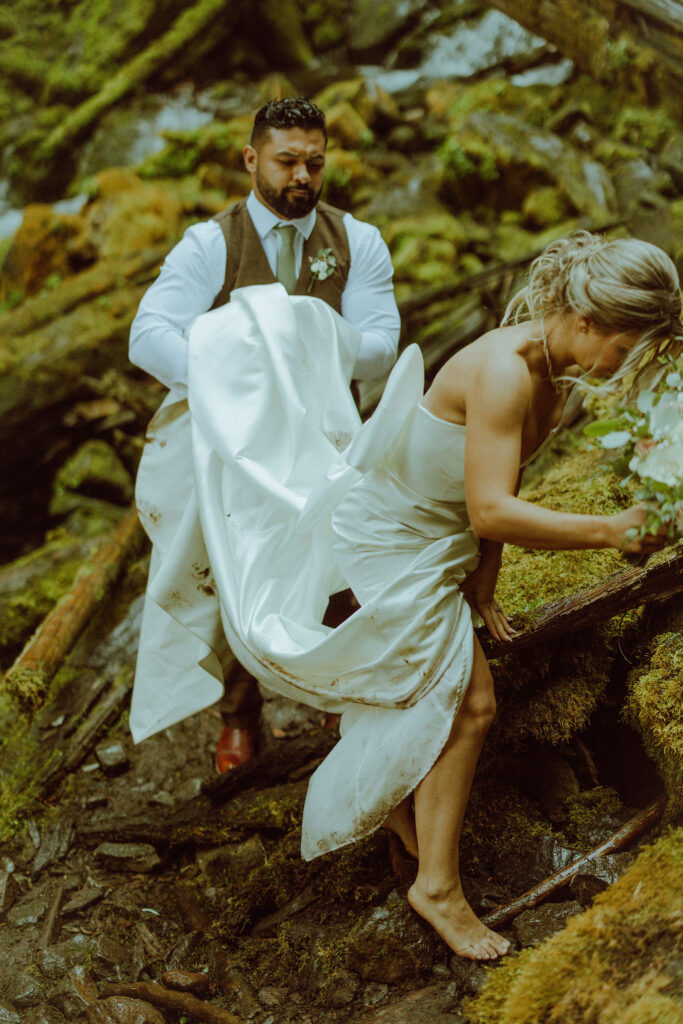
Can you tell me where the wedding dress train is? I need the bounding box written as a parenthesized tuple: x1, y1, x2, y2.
(130, 284, 480, 858)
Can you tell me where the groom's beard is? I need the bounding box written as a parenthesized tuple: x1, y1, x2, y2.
(257, 171, 322, 219)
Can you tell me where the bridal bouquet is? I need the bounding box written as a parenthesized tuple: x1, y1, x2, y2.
(584, 361, 683, 541)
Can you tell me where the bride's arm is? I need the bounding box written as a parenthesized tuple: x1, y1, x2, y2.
(464, 356, 663, 554)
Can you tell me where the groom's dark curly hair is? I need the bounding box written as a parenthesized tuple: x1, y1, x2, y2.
(251, 97, 327, 147)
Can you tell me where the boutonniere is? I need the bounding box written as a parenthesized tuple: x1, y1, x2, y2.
(307, 248, 337, 292)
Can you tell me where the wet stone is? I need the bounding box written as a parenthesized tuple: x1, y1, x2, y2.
(62, 885, 107, 915)
(258, 985, 288, 1009)
(99, 996, 166, 1024)
(92, 928, 146, 982)
(3, 971, 46, 1010)
(161, 969, 216, 996)
(317, 969, 360, 1008)
(449, 957, 492, 997)
(45, 978, 88, 1019)
(0, 868, 20, 919)
(365, 985, 466, 1023)
(34, 934, 95, 979)
(176, 777, 203, 802)
(94, 842, 161, 873)
(6, 889, 51, 927)
(95, 741, 131, 776)
(346, 889, 437, 983)
(512, 900, 583, 947)
(569, 872, 609, 907)
(0, 1002, 21, 1024)
(32, 819, 75, 878)
(363, 982, 390, 1006)
(22, 1007, 67, 1024)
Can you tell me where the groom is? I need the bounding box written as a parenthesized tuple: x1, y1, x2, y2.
(129, 96, 400, 771)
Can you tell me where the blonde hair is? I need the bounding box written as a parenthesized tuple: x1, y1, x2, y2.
(502, 231, 683, 393)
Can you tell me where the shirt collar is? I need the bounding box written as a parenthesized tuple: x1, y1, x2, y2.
(246, 190, 317, 241)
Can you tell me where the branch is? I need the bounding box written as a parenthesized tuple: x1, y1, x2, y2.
(2, 507, 143, 711)
(98, 981, 242, 1024)
(482, 794, 667, 929)
(481, 544, 683, 659)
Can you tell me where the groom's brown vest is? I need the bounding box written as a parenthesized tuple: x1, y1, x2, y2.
(210, 199, 351, 311)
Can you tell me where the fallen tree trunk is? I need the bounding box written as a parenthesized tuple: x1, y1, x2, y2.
(481, 543, 683, 659)
(482, 793, 667, 929)
(484, 0, 683, 109)
(2, 506, 143, 711)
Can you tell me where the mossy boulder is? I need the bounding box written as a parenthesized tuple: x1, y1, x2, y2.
(137, 114, 252, 181)
(325, 101, 374, 150)
(383, 211, 467, 285)
(625, 622, 683, 820)
(1, 205, 85, 299)
(50, 440, 134, 516)
(464, 828, 683, 1024)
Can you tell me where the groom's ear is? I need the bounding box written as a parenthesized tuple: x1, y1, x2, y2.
(243, 145, 258, 174)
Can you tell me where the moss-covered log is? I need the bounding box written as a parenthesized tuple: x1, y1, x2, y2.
(484, 0, 683, 112)
(3, 505, 143, 711)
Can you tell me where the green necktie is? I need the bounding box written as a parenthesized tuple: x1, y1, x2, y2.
(276, 224, 298, 294)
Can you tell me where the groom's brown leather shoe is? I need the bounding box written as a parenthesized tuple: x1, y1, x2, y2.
(215, 724, 256, 773)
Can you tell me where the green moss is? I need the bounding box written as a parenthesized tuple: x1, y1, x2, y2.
(614, 106, 677, 152)
(464, 828, 683, 1024)
(561, 787, 631, 851)
(625, 631, 683, 819)
(0, 548, 90, 654)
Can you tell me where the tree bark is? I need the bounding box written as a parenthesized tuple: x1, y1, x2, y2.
(481, 544, 683, 659)
(99, 981, 242, 1024)
(2, 507, 143, 710)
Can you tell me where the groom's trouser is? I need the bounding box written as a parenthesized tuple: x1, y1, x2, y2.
(218, 588, 359, 728)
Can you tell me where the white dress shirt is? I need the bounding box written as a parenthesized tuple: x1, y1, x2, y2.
(129, 191, 400, 391)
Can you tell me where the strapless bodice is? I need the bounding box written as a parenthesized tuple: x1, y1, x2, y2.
(385, 402, 467, 504)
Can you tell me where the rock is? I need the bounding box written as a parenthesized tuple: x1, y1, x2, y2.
(612, 159, 672, 213)
(496, 835, 581, 890)
(161, 970, 216, 996)
(45, 978, 88, 1019)
(94, 740, 131, 776)
(316, 969, 361, 1008)
(6, 889, 51, 926)
(0, 1002, 21, 1024)
(512, 900, 583, 947)
(3, 971, 46, 1010)
(98, 996, 166, 1024)
(363, 982, 390, 1006)
(94, 842, 161, 873)
(196, 836, 266, 883)
(569, 872, 609, 907)
(176, 776, 203, 802)
(0, 868, 20, 920)
(258, 986, 287, 1008)
(348, 0, 429, 57)
(34, 934, 95, 979)
(92, 928, 146, 982)
(364, 984, 467, 1023)
(449, 957, 492, 997)
(346, 890, 437, 983)
(1, 204, 84, 298)
(522, 187, 571, 230)
(22, 1008, 67, 1024)
(325, 101, 374, 149)
(51, 441, 134, 516)
(62, 885, 107, 915)
(32, 819, 75, 877)
(660, 134, 683, 191)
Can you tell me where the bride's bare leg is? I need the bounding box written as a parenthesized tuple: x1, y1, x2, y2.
(383, 795, 418, 859)
(408, 638, 511, 960)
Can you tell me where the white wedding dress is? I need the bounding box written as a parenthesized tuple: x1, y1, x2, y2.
(130, 284, 480, 859)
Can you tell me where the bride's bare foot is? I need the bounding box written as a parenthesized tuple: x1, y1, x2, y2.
(383, 798, 419, 860)
(408, 880, 511, 961)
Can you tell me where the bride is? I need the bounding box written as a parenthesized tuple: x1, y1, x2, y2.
(131, 231, 682, 961)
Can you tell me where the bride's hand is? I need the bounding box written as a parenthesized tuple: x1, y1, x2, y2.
(460, 569, 517, 643)
(608, 505, 669, 554)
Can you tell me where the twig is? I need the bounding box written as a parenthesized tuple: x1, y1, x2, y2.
(99, 981, 242, 1024)
(482, 794, 667, 929)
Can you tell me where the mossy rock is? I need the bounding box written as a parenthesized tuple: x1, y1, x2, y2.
(613, 106, 678, 153)
(463, 828, 683, 1024)
(522, 187, 572, 230)
(137, 114, 252, 180)
(325, 101, 374, 150)
(50, 439, 134, 516)
(625, 627, 683, 819)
